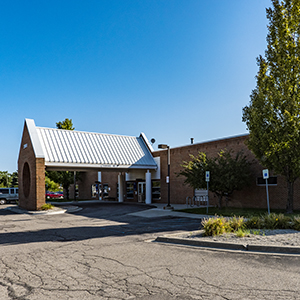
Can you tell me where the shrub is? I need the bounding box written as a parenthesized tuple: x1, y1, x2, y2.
(228, 216, 245, 232)
(202, 213, 300, 236)
(201, 217, 231, 236)
(292, 216, 300, 231)
(235, 228, 250, 238)
(263, 213, 291, 229)
(244, 216, 264, 229)
(40, 203, 54, 211)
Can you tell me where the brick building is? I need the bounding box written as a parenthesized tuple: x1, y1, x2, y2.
(97, 134, 300, 210)
(18, 119, 300, 210)
(18, 119, 158, 210)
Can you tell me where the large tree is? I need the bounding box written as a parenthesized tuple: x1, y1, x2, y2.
(178, 150, 251, 208)
(242, 0, 300, 213)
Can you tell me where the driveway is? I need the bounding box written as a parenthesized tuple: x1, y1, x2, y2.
(0, 202, 299, 299)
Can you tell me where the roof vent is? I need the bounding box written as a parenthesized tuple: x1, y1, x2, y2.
(191, 138, 194, 145)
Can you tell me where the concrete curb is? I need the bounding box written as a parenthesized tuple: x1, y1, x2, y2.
(155, 233, 300, 255)
(6, 205, 82, 215)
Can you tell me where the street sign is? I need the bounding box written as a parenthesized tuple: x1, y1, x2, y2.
(205, 171, 210, 182)
(263, 169, 269, 179)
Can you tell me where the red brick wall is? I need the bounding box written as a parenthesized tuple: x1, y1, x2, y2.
(78, 171, 119, 200)
(153, 135, 300, 210)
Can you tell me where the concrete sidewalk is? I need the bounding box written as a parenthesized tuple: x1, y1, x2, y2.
(128, 203, 207, 219)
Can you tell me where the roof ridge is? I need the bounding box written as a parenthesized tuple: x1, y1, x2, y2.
(36, 126, 138, 139)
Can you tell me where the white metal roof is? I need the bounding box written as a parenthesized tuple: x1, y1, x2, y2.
(25, 119, 157, 171)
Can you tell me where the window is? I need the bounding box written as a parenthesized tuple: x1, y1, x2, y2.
(152, 181, 161, 200)
(126, 182, 134, 199)
(0, 189, 9, 195)
(256, 176, 277, 186)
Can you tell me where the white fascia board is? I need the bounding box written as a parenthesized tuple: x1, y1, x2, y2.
(45, 162, 157, 170)
(25, 119, 45, 158)
(140, 132, 154, 153)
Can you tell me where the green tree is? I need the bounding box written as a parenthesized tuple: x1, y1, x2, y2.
(56, 118, 75, 130)
(0, 171, 11, 187)
(46, 171, 74, 199)
(45, 174, 60, 192)
(242, 0, 300, 213)
(10, 172, 18, 187)
(178, 150, 251, 208)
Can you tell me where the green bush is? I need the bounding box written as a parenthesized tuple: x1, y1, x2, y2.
(201, 217, 231, 236)
(228, 216, 245, 232)
(202, 213, 300, 236)
(245, 213, 292, 230)
(244, 216, 264, 229)
(235, 228, 250, 237)
(263, 213, 291, 229)
(40, 203, 54, 211)
(292, 216, 300, 231)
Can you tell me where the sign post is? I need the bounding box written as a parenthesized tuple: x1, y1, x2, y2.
(205, 171, 210, 214)
(263, 169, 270, 214)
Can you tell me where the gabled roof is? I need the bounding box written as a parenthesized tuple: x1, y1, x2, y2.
(25, 119, 157, 171)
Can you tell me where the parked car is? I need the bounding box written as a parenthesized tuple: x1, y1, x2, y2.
(0, 188, 18, 205)
(45, 191, 64, 199)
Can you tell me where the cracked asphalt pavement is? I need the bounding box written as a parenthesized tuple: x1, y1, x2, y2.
(0, 202, 299, 300)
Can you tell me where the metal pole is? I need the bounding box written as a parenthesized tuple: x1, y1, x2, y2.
(206, 181, 209, 214)
(266, 178, 270, 214)
(167, 146, 171, 207)
(74, 171, 76, 201)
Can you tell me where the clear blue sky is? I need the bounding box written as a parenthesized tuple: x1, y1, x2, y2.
(1, 0, 272, 173)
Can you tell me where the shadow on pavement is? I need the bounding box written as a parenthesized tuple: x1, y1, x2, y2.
(0, 203, 201, 246)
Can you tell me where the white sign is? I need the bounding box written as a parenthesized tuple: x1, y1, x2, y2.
(263, 169, 269, 179)
(166, 176, 169, 183)
(205, 171, 210, 182)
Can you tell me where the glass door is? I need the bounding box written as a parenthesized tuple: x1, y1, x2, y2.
(138, 182, 146, 203)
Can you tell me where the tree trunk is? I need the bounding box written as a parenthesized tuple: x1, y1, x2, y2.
(286, 180, 294, 214)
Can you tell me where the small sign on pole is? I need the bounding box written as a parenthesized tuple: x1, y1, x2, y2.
(205, 171, 210, 182)
(263, 169, 270, 214)
(263, 169, 269, 180)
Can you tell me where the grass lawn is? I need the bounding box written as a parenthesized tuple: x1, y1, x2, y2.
(178, 207, 300, 218)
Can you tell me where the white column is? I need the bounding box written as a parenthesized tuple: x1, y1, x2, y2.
(145, 170, 152, 204)
(118, 173, 124, 202)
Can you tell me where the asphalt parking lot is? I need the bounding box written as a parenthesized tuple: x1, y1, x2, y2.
(0, 202, 299, 299)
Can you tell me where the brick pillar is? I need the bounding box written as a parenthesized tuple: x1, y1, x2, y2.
(18, 123, 46, 211)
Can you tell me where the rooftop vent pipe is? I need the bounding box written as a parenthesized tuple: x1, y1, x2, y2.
(191, 138, 194, 144)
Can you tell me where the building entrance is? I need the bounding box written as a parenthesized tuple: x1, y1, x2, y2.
(138, 182, 146, 203)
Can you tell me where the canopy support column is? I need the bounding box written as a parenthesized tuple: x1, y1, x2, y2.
(118, 172, 124, 202)
(145, 170, 152, 204)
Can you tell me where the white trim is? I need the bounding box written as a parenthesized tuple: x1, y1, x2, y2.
(25, 119, 45, 158)
(45, 162, 157, 170)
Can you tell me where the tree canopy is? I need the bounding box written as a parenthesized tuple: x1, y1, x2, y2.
(56, 118, 74, 130)
(242, 0, 300, 213)
(0, 171, 18, 187)
(178, 150, 251, 208)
